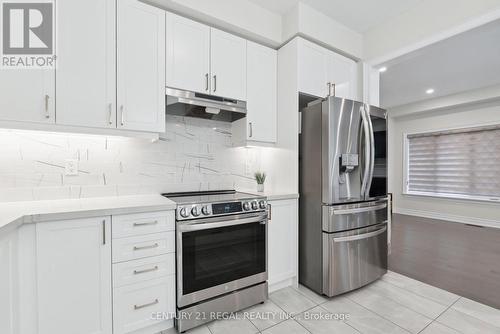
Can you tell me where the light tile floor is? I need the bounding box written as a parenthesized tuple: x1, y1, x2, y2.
(163, 271, 500, 334)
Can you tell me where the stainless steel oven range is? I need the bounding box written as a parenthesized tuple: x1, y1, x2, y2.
(163, 190, 268, 332)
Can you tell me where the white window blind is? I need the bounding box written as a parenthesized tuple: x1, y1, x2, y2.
(406, 125, 500, 201)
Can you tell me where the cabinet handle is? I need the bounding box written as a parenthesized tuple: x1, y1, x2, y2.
(213, 75, 217, 93)
(44, 95, 50, 118)
(205, 73, 209, 92)
(120, 105, 124, 126)
(248, 122, 253, 138)
(134, 266, 159, 275)
(102, 220, 106, 245)
(267, 204, 272, 220)
(108, 103, 113, 125)
(134, 299, 159, 310)
(133, 221, 158, 227)
(327, 82, 331, 97)
(133, 243, 159, 251)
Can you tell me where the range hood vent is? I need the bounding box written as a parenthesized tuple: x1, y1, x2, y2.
(166, 87, 246, 122)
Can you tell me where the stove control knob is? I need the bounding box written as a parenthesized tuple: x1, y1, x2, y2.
(179, 207, 189, 218)
(259, 200, 266, 209)
(202, 205, 210, 215)
(251, 201, 258, 210)
(191, 206, 201, 217)
(243, 202, 251, 211)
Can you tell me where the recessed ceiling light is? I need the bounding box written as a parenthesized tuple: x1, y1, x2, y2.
(426, 88, 435, 94)
(379, 67, 387, 73)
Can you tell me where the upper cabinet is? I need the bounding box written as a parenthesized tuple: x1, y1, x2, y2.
(117, 0, 166, 132)
(210, 28, 247, 101)
(165, 12, 246, 101)
(298, 38, 358, 100)
(57, 0, 116, 128)
(245, 41, 277, 143)
(166, 12, 210, 94)
(0, 70, 55, 124)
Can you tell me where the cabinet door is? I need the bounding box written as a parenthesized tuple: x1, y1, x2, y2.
(298, 38, 328, 98)
(0, 71, 55, 123)
(210, 28, 247, 101)
(37, 217, 112, 334)
(0, 231, 17, 334)
(117, 0, 166, 132)
(268, 199, 298, 287)
(56, 0, 116, 128)
(166, 12, 210, 94)
(246, 41, 277, 143)
(327, 51, 358, 100)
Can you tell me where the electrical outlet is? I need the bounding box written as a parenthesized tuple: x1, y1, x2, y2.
(65, 159, 78, 176)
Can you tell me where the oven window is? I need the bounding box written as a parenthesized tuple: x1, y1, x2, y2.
(182, 222, 266, 295)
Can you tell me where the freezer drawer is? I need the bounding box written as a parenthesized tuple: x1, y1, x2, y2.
(322, 199, 387, 233)
(322, 223, 387, 297)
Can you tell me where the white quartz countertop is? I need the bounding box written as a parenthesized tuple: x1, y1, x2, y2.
(238, 189, 299, 201)
(0, 194, 176, 234)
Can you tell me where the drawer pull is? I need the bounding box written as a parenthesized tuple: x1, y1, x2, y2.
(133, 243, 159, 251)
(133, 221, 158, 227)
(134, 299, 159, 310)
(133, 266, 159, 275)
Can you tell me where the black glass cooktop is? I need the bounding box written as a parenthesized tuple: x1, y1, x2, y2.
(162, 190, 262, 205)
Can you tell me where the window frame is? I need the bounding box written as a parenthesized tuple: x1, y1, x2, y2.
(402, 123, 500, 204)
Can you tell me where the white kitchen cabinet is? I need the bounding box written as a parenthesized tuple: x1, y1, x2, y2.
(56, 0, 116, 128)
(210, 28, 247, 101)
(166, 12, 210, 94)
(298, 38, 329, 98)
(245, 41, 277, 143)
(298, 38, 358, 100)
(0, 70, 55, 124)
(0, 231, 17, 334)
(36, 217, 112, 334)
(117, 0, 166, 132)
(327, 51, 358, 100)
(268, 199, 298, 291)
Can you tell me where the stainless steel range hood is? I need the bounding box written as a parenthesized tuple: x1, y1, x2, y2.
(166, 87, 246, 122)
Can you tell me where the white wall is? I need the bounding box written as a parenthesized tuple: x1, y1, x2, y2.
(365, 0, 500, 62)
(388, 88, 500, 227)
(282, 3, 363, 59)
(0, 116, 285, 202)
(143, 0, 282, 47)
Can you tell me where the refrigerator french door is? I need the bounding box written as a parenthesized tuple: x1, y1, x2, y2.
(299, 96, 388, 297)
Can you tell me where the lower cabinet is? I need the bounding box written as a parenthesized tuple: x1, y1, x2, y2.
(268, 198, 298, 292)
(24, 210, 176, 334)
(36, 217, 112, 334)
(0, 230, 18, 334)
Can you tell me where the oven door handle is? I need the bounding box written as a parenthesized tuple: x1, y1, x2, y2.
(179, 214, 267, 232)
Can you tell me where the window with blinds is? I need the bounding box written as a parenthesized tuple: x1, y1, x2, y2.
(405, 125, 500, 201)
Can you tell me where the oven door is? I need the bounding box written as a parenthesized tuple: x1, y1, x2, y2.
(177, 212, 268, 308)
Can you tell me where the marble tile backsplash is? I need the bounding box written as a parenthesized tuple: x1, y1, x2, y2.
(0, 115, 267, 202)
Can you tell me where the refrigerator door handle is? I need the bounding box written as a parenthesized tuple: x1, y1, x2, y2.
(360, 105, 371, 198)
(333, 225, 387, 243)
(365, 104, 376, 198)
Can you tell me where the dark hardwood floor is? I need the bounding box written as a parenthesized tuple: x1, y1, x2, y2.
(389, 214, 500, 309)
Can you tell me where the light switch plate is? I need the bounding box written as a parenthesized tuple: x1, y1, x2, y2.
(65, 159, 78, 176)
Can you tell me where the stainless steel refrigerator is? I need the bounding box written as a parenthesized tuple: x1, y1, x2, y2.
(299, 96, 388, 297)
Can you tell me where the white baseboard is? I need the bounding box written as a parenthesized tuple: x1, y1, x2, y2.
(393, 207, 500, 229)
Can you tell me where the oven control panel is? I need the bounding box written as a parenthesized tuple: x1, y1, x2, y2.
(177, 199, 267, 220)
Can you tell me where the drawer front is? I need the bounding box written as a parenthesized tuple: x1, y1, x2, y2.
(112, 211, 175, 239)
(112, 232, 175, 263)
(323, 223, 387, 297)
(113, 254, 175, 288)
(323, 200, 388, 233)
(113, 276, 175, 334)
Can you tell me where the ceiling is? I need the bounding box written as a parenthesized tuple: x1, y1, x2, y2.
(247, 0, 422, 33)
(380, 19, 500, 108)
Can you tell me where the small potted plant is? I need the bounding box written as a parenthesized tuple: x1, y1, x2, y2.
(254, 172, 266, 192)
